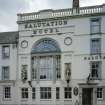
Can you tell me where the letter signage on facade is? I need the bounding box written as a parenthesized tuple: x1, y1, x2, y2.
(24, 20, 68, 35)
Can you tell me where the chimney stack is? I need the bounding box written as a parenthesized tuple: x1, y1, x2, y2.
(72, 0, 80, 13)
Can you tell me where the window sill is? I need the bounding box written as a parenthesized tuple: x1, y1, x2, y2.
(64, 99, 72, 101)
(56, 99, 60, 101)
(32, 99, 36, 101)
(0, 80, 15, 83)
(90, 53, 101, 55)
(2, 57, 10, 59)
(89, 78, 101, 80)
(64, 99, 72, 103)
(97, 98, 103, 101)
(90, 32, 102, 35)
(40, 99, 52, 101)
(21, 99, 28, 101)
(3, 98, 11, 101)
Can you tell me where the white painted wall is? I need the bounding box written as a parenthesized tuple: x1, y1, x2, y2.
(0, 44, 17, 80)
(0, 7, 105, 105)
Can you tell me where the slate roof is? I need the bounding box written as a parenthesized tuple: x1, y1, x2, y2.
(0, 31, 19, 44)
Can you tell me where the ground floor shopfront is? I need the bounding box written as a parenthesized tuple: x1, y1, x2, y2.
(0, 80, 105, 105)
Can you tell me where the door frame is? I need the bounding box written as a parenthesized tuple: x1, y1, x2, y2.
(78, 83, 97, 105)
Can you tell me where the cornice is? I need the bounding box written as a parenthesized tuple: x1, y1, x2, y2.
(17, 12, 105, 24)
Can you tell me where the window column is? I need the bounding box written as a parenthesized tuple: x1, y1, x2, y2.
(53, 56, 56, 82)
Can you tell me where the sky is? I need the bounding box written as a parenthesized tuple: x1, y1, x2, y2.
(0, 0, 105, 32)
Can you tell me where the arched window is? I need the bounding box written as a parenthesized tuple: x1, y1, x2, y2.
(31, 38, 61, 81)
(31, 38, 61, 54)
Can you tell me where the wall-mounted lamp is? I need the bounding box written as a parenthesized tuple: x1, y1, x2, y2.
(28, 81, 32, 87)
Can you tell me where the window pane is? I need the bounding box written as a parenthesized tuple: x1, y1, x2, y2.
(39, 56, 53, 80)
(91, 39, 101, 54)
(40, 87, 51, 99)
(92, 26, 100, 33)
(64, 87, 72, 99)
(90, 61, 101, 79)
(56, 56, 61, 79)
(32, 55, 61, 80)
(56, 87, 60, 99)
(2, 66, 9, 80)
(91, 18, 100, 34)
(97, 88, 103, 99)
(2, 46, 10, 58)
(4, 87, 11, 99)
(31, 39, 61, 53)
(31, 57, 37, 80)
(32, 88, 36, 99)
(21, 88, 28, 99)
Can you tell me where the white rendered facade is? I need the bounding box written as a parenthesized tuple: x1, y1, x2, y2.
(0, 2, 105, 105)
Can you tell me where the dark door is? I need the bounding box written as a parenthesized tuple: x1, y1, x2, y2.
(82, 88, 93, 105)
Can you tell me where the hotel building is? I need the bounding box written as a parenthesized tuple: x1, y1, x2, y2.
(0, 0, 105, 105)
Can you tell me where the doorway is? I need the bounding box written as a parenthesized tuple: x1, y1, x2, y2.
(82, 88, 93, 105)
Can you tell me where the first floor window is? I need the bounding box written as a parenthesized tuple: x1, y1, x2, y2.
(2, 45, 10, 59)
(90, 61, 101, 79)
(21, 88, 28, 99)
(97, 88, 103, 99)
(39, 56, 53, 80)
(31, 38, 61, 81)
(90, 18, 101, 34)
(2, 66, 9, 80)
(40, 87, 51, 99)
(3, 87, 11, 99)
(64, 87, 72, 99)
(31, 55, 61, 80)
(90, 38, 101, 54)
(56, 87, 60, 99)
(32, 88, 36, 99)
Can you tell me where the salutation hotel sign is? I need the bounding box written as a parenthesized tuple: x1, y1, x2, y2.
(24, 20, 68, 35)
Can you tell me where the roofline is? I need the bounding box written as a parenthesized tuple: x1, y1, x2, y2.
(17, 12, 105, 24)
(17, 4, 105, 16)
(0, 31, 19, 34)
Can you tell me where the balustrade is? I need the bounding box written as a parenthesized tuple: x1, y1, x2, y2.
(17, 4, 105, 22)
